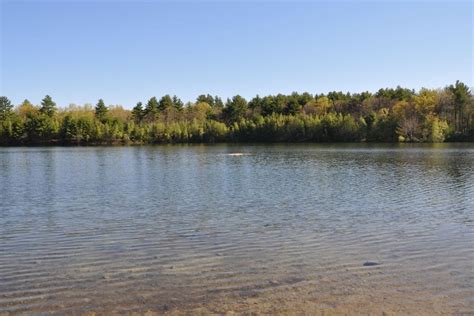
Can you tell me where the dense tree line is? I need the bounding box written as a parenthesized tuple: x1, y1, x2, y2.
(0, 81, 472, 145)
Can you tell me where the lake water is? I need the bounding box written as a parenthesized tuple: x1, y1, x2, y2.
(0, 144, 473, 315)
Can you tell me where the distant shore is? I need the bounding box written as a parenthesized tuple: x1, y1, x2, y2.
(1, 81, 472, 146)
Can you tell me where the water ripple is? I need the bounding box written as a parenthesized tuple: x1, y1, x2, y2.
(0, 144, 473, 315)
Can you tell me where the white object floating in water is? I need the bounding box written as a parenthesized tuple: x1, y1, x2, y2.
(227, 153, 248, 156)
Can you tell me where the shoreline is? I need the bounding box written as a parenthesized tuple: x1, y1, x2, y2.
(1, 140, 473, 147)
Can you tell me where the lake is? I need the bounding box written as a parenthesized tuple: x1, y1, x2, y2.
(0, 144, 473, 315)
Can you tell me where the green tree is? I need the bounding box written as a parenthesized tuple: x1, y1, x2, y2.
(196, 95, 223, 108)
(95, 99, 108, 122)
(285, 93, 303, 115)
(132, 102, 144, 122)
(25, 112, 60, 143)
(214, 96, 224, 108)
(260, 95, 284, 116)
(0, 96, 13, 121)
(172, 95, 184, 110)
(159, 95, 174, 112)
(40, 95, 56, 117)
(224, 95, 248, 124)
(248, 95, 263, 109)
(196, 94, 215, 106)
(0, 82, 470, 145)
(449, 80, 471, 133)
(144, 97, 159, 120)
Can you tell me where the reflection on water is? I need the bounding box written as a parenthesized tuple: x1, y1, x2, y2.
(0, 144, 473, 315)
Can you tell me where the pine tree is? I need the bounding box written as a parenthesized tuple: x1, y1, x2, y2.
(40, 95, 56, 117)
(449, 80, 471, 133)
(196, 94, 215, 107)
(95, 99, 108, 121)
(224, 95, 248, 123)
(158, 95, 174, 112)
(132, 102, 144, 122)
(214, 96, 224, 108)
(172, 95, 183, 110)
(145, 97, 159, 119)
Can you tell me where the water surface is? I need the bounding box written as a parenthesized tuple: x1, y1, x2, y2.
(0, 144, 473, 315)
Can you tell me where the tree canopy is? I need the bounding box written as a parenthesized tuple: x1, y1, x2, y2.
(0, 82, 472, 145)
(0, 96, 13, 120)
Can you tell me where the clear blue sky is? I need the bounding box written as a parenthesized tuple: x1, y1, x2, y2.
(1, 0, 472, 108)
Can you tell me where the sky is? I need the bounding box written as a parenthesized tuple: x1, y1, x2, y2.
(1, 0, 472, 108)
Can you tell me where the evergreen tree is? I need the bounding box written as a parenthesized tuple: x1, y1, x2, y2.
(95, 99, 108, 121)
(449, 80, 471, 133)
(286, 95, 302, 115)
(132, 102, 144, 122)
(40, 95, 56, 117)
(214, 96, 224, 108)
(0, 82, 470, 145)
(196, 94, 215, 107)
(224, 95, 248, 123)
(172, 95, 184, 110)
(158, 95, 174, 112)
(144, 97, 159, 119)
(248, 95, 262, 109)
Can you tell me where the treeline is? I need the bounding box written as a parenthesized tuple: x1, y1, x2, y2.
(0, 81, 472, 145)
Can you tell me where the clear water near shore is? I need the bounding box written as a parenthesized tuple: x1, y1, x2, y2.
(0, 144, 473, 315)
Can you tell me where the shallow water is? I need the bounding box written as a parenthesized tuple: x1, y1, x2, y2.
(0, 144, 473, 315)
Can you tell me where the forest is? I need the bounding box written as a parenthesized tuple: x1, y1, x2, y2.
(0, 81, 472, 145)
